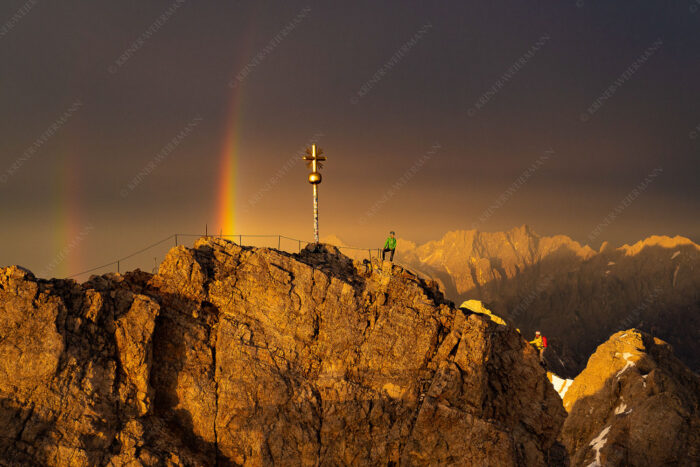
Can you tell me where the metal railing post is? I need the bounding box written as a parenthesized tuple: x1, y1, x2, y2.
(175, 234, 178, 246)
(278, 235, 281, 250)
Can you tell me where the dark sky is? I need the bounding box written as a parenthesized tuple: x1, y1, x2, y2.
(1, 0, 698, 278)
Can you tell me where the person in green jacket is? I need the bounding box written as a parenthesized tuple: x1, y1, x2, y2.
(382, 231, 397, 261)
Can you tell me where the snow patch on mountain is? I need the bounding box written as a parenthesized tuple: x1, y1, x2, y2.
(586, 425, 611, 467)
(615, 352, 636, 378)
(549, 373, 574, 399)
(614, 399, 631, 415)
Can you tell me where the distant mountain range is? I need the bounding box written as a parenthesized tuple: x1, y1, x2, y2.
(324, 226, 700, 376)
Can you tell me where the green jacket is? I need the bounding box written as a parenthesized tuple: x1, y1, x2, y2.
(384, 237, 397, 250)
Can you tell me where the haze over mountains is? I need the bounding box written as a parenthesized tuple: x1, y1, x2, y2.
(326, 226, 700, 376)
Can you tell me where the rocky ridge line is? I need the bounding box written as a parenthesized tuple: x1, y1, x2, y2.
(0, 238, 566, 466)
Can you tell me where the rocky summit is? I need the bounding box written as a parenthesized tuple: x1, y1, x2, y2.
(0, 238, 565, 466)
(561, 330, 700, 466)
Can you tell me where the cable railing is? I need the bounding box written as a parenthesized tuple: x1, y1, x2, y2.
(65, 232, 389, 280)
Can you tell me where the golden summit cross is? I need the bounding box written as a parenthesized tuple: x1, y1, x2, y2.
(303, 144, 326, 243)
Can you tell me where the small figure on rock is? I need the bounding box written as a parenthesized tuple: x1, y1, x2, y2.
(529, 331, 547, 364)
(382, 231, 397, 262)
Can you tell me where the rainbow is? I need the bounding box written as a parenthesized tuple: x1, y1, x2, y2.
(215, 51, 256, 237)
(215, 23, 261, 237)
(215, 94, 240, 237)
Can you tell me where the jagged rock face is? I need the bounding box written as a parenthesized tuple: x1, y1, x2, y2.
(388, 227, 700, 376)
(0, 239, 565, 466)
(561, 330, 700, 466)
